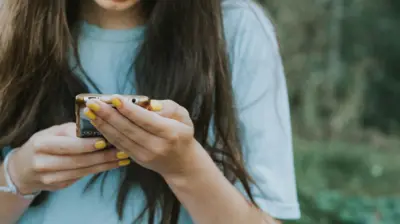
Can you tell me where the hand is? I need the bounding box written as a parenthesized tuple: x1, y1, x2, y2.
(84, 96, 201, 179)
(7, 123, 131, 195)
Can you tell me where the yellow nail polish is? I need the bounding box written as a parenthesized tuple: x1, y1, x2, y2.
(118, 159, 131, 167)
(94, 140, 107, 150)
(90, 121, 96, 127)
(87, 102, 101, 112)
(84, 108, 96, 120)
(150, 100, 163, 111)
(111, 98, 122, 108)
(116, 152, 129, 159)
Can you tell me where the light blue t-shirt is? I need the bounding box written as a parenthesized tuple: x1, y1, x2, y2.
(14, 0, 300, 223)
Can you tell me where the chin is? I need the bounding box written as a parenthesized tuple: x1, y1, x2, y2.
(93, 0, 140, 11)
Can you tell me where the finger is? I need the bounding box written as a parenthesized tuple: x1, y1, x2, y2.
(40, 160, 130, 184)
(153, 100, 193, 126)
(110, 95, 187, 138)
(85, 99, 165, 150)
(33, 148, 129, 172)
(90, 116, 148, 157)
(35, 122, 75, 137)
(43, 122, 81, 138)
(92, 118, 158, 167)
(34, 136, 108, 155)
(57, 122, 78, 137)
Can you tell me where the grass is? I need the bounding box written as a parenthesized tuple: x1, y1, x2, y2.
(290, 137, 400, 223)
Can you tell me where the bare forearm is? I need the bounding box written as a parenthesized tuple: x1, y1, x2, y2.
(0, 163, 32, 224)
(165, 146, 279, 224)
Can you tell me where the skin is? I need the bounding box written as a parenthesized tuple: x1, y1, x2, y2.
(0, 1, 282, 223)
(0, 123, 130, 223)
(83, 0, 144, 29)
(86, 96, 281, 224)
(93, 0, 140, 11)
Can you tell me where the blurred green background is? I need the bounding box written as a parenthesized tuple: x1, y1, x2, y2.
(257, 0, 400, 223)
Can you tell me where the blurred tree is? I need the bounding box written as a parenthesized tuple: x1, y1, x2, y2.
(257, 0, 400, 139)
(359, 0, 400, 134)
(254, 1, 400, 223)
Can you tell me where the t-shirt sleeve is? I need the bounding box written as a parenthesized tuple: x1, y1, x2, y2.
(223, 1, 300, 220)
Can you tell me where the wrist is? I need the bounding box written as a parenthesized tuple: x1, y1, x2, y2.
(7, 149, 39, 196)
(163, 141, 215, 190)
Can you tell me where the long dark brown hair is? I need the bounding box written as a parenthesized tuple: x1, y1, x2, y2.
(0, 0, 256, 223)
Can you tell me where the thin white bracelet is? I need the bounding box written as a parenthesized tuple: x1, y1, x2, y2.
(0, 149, 41, 199)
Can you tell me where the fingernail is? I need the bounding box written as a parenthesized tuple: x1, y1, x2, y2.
(90, 121, 96, 127)
(94, 140, 107, 150)
(111, 98, 122, 108)
(87, 102, 101, 112)
(84, 108, 96, 120)
(150, 100, 163, 111)
(116, 152, 129, 159)
(118, 159, 131, 167)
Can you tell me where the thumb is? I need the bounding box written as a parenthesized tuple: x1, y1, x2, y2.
(55, 122, 77, 137)
(39, 122, 76, 137)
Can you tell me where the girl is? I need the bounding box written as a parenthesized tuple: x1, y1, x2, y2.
(0, 0, 300, 223)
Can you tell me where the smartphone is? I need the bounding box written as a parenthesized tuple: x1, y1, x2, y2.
(75, 93, 151, 138)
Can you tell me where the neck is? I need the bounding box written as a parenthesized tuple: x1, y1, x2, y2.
(81, 2, 145, 29)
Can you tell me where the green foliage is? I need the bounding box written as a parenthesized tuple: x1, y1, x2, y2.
(290, 139, 400, 224)
(253, 1, 400, 222)
(256, 0, 400, 137)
